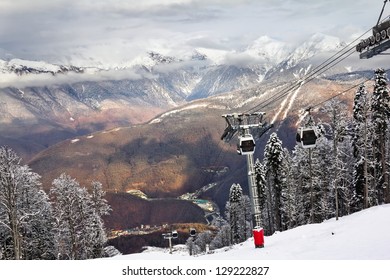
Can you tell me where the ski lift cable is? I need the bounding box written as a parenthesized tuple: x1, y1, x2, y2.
(245, 46, 357, 115)
(245, 46, 356, 114)
(245, 12, 390, 115)
(245, 39, 365, 114)
(244, 15, 390, 115)
(309, 67, 390, 111)
(257, 47, 355, 110)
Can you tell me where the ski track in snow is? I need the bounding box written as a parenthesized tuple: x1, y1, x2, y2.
(271, 81, 303, 126)
(282, 81, 304, 121)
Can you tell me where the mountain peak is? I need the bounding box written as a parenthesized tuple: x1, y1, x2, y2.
(246, 36, 292, 65)
(148, 51, 177, 64)
(305, 33, 345, 50)
(283, 33, 345, 69)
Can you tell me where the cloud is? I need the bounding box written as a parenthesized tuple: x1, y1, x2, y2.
(0, 0, 383, 66)
(0, 68, 157, 89)
(152, 59, 210, 74)
(222, 52, 263, 68)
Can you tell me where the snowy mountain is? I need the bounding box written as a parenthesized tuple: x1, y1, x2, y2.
(113, 204, 390, 260)
(0, 33, 350, 98)
(0, 32, 366, 162)
(0, 58, 84, 76)
(265, 33, 348, 82)
(284, 33, 345, 70)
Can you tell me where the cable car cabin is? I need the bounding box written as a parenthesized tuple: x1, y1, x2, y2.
(237, 135, 256, 155)
(296, 127, 317, 149)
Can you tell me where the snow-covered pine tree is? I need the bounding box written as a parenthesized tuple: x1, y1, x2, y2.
(50, 174, 110, 260)
(89, 181, 111, 258)
(255, 158, 273, 234)
(322, 99, 353, 220)
(21, 187, 56, 260)
(210, 224, 231, 250)
(292, 114, 329, 224)
(281, 148, 299, 229)
(241, 194, 252, 240)
(263, 132, 286, 233)
(352, 84, 373, 210)
(371, 68, 390, 203)
(226, 183, 246, 244)
(194, 231, 213, 253)
(254, 158, 266, 214)
(0, 146, 55, 260)
(289, 146, 308, 226)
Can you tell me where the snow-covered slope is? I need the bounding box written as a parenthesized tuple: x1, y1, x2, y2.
(284, 33, 345, 70)
(113, 204, 390, 260)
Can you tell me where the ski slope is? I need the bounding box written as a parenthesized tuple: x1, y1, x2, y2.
(4, 205, 389, 280)
(114, 204, 390, 260)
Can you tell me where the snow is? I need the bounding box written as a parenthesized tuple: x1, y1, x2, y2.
(285, 33, 344, 69)
(281, 81, 304, 121)
(8, 58, 61, 73)
(195, 48, 229, 65)
(271, 81, 304, 126)
(71, 139, 80, 143)
(113, 204, 390, 260)
(149, 103, 210, 124)
(245, 36, 292, 66)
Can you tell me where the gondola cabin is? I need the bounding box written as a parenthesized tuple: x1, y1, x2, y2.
(296, 127, 317, 149)
(238, 134, 256, 155)
(190, 228, 196, 237)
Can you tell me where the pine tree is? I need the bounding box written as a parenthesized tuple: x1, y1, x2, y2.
(281, 148, 299, 229)
(263, 132, 286, 233)
(371, 68, 390, 203)
(226, 183, 246, 244)
(352, 84, 371, 210)
(50, 174, 110, 259)
(210, 224, 231, 250)
(0, 146, 55, 260)
(322, 99, 352, 220)
(254, 158, 267, 213)
(89, 181, 111, 258)
(225, 183, 251, 243)
(291, 116, 330, 225)
(255, 158, 274, 234)
(194, 231, 213, 253)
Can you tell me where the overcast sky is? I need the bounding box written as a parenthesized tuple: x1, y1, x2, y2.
(0, 0, 386, 66)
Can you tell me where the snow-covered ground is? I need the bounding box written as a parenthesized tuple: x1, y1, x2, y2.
(114, 204, 390, 260)
(2, 205, 388, 280)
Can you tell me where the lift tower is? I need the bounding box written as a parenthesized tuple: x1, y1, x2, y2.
(221, 112, 272, 248)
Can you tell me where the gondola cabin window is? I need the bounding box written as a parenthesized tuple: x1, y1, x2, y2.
(296, 127, 317, 149)
(238, 135, 256, 155)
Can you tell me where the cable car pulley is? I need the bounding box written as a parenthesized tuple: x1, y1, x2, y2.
(356, 0, 390, 59)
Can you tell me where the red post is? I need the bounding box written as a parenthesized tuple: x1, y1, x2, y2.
(253, 228, 264, 248)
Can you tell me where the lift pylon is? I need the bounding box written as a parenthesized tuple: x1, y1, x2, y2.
(221, 112, 271, 248)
